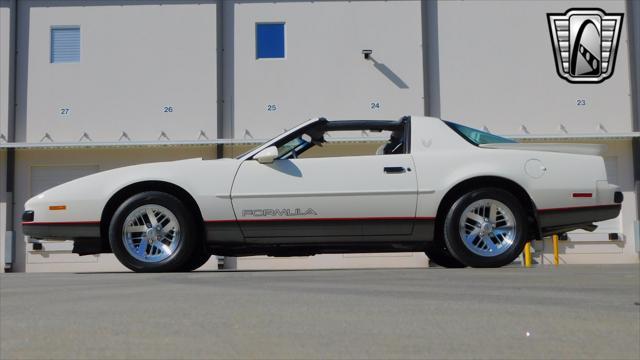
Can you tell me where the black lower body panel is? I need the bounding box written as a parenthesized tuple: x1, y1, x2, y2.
(237, 218, 417, 238)
(22, 222, 104, 255)
(205, 218, 435, 256)
(537, 204, 621, 237)
(22, 222, 100, 240)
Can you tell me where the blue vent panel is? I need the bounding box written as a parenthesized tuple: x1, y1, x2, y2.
(256, 23, 285, 59)
(51, 27, 80, 63)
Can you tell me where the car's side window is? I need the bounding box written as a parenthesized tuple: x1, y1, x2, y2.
(262, 120, 410, 161)
(275, 130, 406, 160)
(277, 136, 309, 159)
(297, 140, 384, 159)
(376, 133, 405, 155)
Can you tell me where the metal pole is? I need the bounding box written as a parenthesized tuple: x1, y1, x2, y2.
(552, 234, 560, 265)
(4, 0, 19, 272)
(523, 242, 532, 267)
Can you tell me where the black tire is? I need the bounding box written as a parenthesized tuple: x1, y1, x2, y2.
(443, 188, 528, 268)
(109, 191, 198, 272)
(424, 241, 466, 268)
(180, 250, 212, 272)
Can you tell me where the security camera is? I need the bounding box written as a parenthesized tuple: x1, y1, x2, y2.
(362, 49, 372, 60)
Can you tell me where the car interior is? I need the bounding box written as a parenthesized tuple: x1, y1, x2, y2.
(272, 119, 409, 160)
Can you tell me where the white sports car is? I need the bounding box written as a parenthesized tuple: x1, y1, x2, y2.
(23, 116, 623, 271)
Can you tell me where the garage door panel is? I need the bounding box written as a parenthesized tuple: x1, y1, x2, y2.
(31, 165, 100, 195)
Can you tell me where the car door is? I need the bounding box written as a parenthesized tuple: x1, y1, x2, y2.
(230, 154, 418, 241)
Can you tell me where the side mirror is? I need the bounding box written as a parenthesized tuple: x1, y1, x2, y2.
(254, 146, 279, 164)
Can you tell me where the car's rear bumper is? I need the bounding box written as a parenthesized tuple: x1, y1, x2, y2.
(538, 203, 621, 236)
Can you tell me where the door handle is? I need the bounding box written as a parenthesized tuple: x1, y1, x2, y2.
(384, 166, 406, 174)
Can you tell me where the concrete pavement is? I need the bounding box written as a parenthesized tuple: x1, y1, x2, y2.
(1, 265, 639, 359)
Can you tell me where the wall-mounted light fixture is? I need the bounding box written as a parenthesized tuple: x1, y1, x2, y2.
(362, 49, 372, 60)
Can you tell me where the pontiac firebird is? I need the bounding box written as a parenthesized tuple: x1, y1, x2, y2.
(22, 116, 623, 271)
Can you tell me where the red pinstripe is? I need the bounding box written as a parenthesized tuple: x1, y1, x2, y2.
(205, 216, 436, 223)
(22, 217, 436, 226)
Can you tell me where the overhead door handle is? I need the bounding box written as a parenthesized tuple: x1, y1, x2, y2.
(384, 166, 406, 174)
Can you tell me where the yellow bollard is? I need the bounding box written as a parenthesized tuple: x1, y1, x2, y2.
(523, 242, 532, 268)
(552, 234, 560, 266)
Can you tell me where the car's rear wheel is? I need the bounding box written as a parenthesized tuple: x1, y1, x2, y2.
(443, 188, 527, 268)
(109, 191, 199, 272)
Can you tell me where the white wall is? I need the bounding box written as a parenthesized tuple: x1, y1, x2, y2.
(230, 0, 425, 139)
(436, 0, 634, 135)
(0, 0, 12, 272)
(0, 0, 11, 140)
(1, 0, 638, 271)
(15, 0, 218, 143)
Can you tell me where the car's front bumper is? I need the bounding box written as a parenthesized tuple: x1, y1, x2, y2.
(22, 214, 104, 255)
(22, 218, 100, 241)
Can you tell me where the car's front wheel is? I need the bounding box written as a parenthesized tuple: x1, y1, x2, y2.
(109, 191, 199, 272)
(443, 188, 528, 268)
(180, 250, 212, 272)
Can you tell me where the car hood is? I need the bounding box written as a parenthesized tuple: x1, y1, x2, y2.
(24, 157, 242, 222)
(478, 143, 606, 156)
(31, 157, 240, 200)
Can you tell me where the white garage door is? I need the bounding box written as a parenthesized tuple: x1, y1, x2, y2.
(31, 165, 99, 195)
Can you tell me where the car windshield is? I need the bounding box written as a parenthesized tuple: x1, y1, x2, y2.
(444, 121, 516, 145)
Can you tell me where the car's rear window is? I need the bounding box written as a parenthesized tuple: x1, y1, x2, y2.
(444, 121, 517, 146)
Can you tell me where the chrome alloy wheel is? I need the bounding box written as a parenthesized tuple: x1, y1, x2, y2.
(122, 204, 181, 263)
(458, 199, 516, 257)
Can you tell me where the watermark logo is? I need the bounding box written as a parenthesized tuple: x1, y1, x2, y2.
(547, 8, 623, 83)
